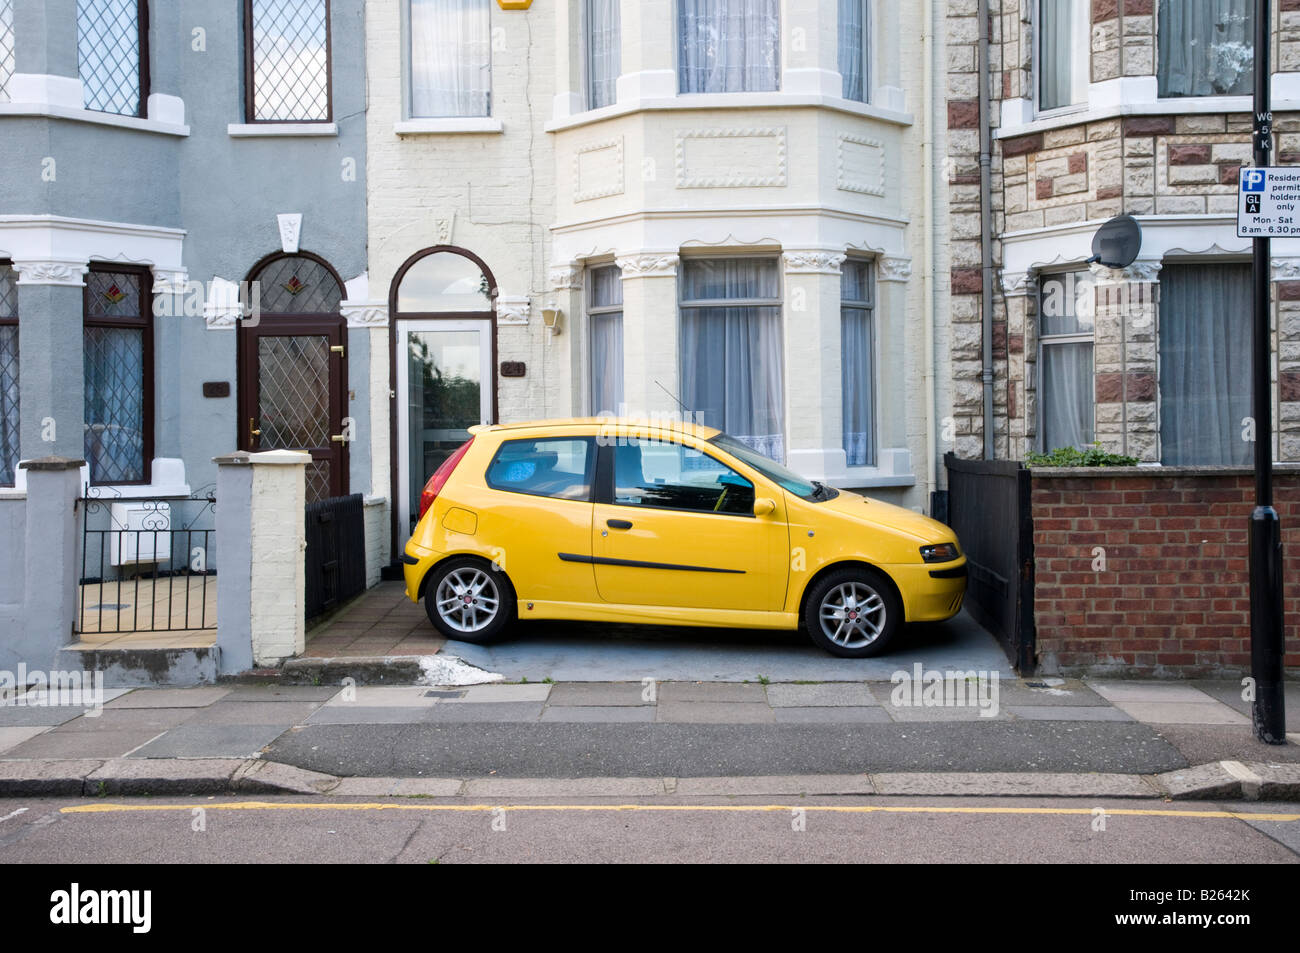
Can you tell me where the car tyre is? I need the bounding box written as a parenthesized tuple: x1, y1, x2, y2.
(423, 556, 516, 644)
(803, 566, 902, 658)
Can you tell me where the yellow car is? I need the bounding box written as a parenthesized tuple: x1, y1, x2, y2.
(402, 419, 966, 658)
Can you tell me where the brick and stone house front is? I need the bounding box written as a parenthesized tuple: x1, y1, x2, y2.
(943, 0, 1300, 675)
(945, 0, 1300, 465)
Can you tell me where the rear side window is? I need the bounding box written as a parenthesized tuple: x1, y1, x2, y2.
(485, 437, 595, 501)
(610, 440, 754, 515)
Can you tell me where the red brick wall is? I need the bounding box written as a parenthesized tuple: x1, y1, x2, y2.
(1032, 470, 1300, 676)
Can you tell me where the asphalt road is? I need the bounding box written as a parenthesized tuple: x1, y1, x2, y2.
(1, 795, 1297, 864)
(265, 721, 1193, 778)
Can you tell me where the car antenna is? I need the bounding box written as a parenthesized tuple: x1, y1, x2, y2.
(654, 379, 693, 415)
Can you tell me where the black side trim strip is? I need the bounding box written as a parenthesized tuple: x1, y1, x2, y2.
(400, 553, 420, 565)
(929, 564, 968, 579)
(558, 552, 745, 574)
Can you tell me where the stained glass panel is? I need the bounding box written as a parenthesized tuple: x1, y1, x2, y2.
(252, 256, 343, 314)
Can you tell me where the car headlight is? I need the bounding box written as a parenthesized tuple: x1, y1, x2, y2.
(920, 543, 960, 563)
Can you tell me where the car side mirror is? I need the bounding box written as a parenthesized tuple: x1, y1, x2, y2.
(753, 497, 776, 517)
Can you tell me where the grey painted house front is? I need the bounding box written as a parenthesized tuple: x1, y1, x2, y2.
(0, 0, 376, 673)
(0, 0, 371, 562)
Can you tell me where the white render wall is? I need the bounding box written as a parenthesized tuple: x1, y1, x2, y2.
(365, 0, 947, 523)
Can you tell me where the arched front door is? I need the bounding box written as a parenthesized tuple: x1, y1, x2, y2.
(238, 251, 348, 503)
(389, 247, 497, 541)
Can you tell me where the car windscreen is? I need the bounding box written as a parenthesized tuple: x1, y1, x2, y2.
(708, 433, 822, 501)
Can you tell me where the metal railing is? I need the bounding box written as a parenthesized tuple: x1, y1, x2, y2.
(76, 488, 216, 634)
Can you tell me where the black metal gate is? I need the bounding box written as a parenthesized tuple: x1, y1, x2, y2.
(305, 493, 366, 620)
(945, 453, 1036, 672)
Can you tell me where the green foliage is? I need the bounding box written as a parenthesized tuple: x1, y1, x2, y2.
(1024, 442, 1139, 468)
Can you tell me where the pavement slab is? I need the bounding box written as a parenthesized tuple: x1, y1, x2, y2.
(461, 777, 666, 798)
(86, 758, 244, 795)
(105, 687, 232, 709)
(872, 772, 1158, 798)
(1110, 701, 1251, 725)
(127, 725, 287, 759)
(540, 706, 656, 723)
(0, 706, 99, 727)
(772, 706, 892, 723)
(545, 682, 651, 706)
(447, 684, 552, 703)
(218, 685, 343, 703)
(1005, 706, 1133, 722)
(183, 701, 323, 726)
(4, 728, 168, 760)
(320, 687, 436, 708)
(765, 683, 879, 707)
(54, 708, 199, 732)
(1087, 681, 1217, 704)
(306, 706, 440, 725)
(0, 727, 50, 754)
(658, 682, 767, 703)
(656, 702, 775, 723)
(423, 702, 545, 723)
(673, 774, 876, 796)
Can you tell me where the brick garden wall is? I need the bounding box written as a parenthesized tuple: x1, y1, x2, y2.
(1032, 468, 1300, 676)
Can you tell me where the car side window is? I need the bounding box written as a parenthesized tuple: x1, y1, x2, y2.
(611, 440, 754, 515)
(486, 437, 595, 501)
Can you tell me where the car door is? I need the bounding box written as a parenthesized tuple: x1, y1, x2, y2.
(475, 434, 599, 605)
(589, 436, 789, 611)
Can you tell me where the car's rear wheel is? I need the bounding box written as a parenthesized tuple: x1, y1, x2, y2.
(424, 557, 516, 644)
(803, 567, 902, 658)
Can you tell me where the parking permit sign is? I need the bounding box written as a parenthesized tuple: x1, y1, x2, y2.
(1238, 167, 1300, 237)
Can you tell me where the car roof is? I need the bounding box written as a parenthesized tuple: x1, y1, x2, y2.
(469, 417, 723, 440)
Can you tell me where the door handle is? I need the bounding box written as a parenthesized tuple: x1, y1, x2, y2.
(606, 518, 633, 530)
(248, 417, 262, 443)
(330, 434, 347, 443)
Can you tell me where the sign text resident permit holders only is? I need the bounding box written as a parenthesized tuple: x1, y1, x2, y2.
(1237, 166, 1300, 237)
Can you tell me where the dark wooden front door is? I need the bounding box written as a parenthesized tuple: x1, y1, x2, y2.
(238, 315, 348, 503)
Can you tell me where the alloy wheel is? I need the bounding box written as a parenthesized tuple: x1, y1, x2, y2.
(434, 567, 501, 633)
(818, 581, 886, 649)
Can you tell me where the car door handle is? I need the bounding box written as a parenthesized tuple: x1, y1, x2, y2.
(606, 519, 633, 530)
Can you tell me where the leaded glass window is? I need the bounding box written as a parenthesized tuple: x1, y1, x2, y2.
(84, 268, 152, 484)
(0, 263, 17, 485)
(247, 0, 331, 121)
(77, 0, 146, 117)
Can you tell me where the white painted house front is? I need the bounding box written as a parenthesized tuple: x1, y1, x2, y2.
(361, 0, 951, 569)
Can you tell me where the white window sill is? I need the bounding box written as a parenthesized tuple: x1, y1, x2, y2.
(840, 468, 917, 489)
(395, 117, 503, 135)
(0, 102, 189, 136)
(0, 487, 25, 500)
(227, 122, 338, 137)
(998, 92, 1291, 141)
(545, 93, 912, 134)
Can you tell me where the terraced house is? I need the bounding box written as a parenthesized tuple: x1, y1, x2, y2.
(363, 0, 954, 568)
(945, 0, 1300, 464)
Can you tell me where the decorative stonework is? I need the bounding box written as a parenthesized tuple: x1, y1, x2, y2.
(1273, 258, 1300, 281)
(782, 250, 846, 275)
(1090, 259, 1162, 284)
(615, 253, 680, 278)
(277, 213, 302, 253)
(574, 137, 624, 202)
(836, 134, 886, 196)
(340, 301, 389, 328)
(435, 215, 455, 245)
(496, 295, 531, 326)
(674, 127, 787, 188)
(1000, 270, 1032, 296)
(877, 256, 913, 282)
(151, 268, 189, 295)
(11, 259, 89, 286)
(549, 263, 584, 290)
(204, 276, 242, 330)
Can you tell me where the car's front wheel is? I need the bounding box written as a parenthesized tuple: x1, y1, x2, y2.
(423, 557, 516, 644)
(803, 567, 902, 658)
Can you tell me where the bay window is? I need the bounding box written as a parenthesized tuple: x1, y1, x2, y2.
(1159, 263, 1252, 465)
(84, 267, 153, 485)
(841, 259, 874, 466)
(77, 0, 148, 117)
(1038, 0, 1089, 111)
(678, 0, 779, 94)
(838, 0, 869, 103)
(1038, 271, 1095, 451)
(589, 265, 624, 416)
(680, 258, 784, 461)
(1157, 0, 1253, 97)
(585, 0, 620, 109)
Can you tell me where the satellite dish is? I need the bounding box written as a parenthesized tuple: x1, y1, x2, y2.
(1089, 214, 1143, 268)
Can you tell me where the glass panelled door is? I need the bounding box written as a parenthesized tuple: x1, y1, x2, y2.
(396, 319, 494, 535)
